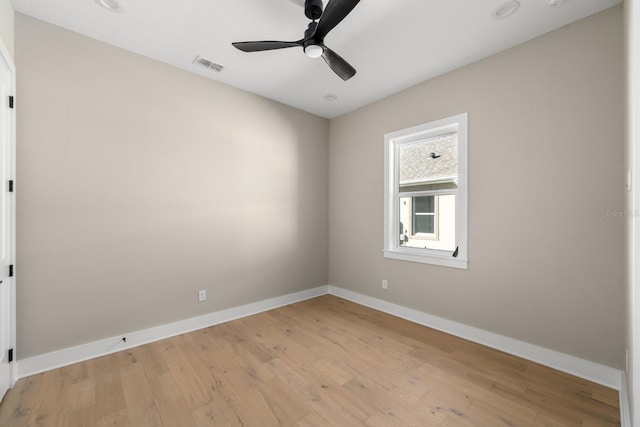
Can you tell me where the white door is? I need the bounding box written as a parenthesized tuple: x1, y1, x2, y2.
(0, 45, 13, 400)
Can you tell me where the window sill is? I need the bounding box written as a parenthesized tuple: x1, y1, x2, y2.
(383, 249, 468, 269)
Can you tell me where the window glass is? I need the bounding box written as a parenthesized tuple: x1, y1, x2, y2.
(398, 134, 457, 250)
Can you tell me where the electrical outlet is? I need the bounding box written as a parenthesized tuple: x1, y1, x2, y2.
(198, 289, 206, 302)
(382, 279, 388, 290)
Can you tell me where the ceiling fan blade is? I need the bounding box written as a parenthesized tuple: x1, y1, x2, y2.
(321, 47, 356, 81)
(232, 41, 302, 52)
(315, 0, 361, 40)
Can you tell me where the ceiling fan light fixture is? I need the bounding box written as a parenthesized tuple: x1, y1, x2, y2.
(493, 0, 520, 19)
(304, 44, 324, 59)
(95, 0, 122, 12)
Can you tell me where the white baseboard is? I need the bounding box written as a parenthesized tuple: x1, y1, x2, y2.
(17, 285, 329, 378)
(620, 372, 631, 427)
(17, 284, 626, 399)
(327, 285, 623, 391)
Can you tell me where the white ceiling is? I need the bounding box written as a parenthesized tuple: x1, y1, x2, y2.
(12, 0, 621, 119)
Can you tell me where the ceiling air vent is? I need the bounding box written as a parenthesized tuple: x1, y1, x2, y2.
(193, 55, 224, 73)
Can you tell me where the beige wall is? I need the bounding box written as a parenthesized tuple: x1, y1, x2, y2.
(15, 14, 329, 358)
(329, 7, 625, 368)
(0, 0, 13, 58)
(15, 6, 626, 370)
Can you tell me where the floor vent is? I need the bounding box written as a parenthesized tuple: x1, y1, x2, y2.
(193, 55, 224, 72)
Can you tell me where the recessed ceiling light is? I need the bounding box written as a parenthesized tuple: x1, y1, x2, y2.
(324, 94, 338, 101)
(95, 0, 122, 12)
(546, 0, 566, 6)
(493, 0, 520, 19)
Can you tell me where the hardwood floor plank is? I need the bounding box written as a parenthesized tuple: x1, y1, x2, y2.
(0, 374, 36, 423)
(145, 372, 183, 406)
(311, 357, 354, 385)
(94, 378, 126, 421)
(156, 397, 196, 427)
(296, 412, 334, 427)
(268, 357, 368, 426)
(344, 375, 442, 426)
(220, 378, 282, 426)
(24, 370, 66, 426)
(0, 295, 621, 426)
(120, 368, 165, 426)
(95, 408, 130, 427)
(160, 337, 212, 411)
(591, 386, 620, 408)
(417, 360, 540, 424)
(191, 401, 231, 427)
(61, 405, 96, 427)
(256, 377, 310, 425)
(62, 379, 94, 414)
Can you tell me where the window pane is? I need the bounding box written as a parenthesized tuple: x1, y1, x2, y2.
(398, 133, 458, 193)
(413, 196, 434, 213)
(414, 215, 434, 234)
(395, 127, 459, 252)
(399, 194, 456, 251)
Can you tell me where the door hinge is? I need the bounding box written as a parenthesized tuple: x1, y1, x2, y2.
(8, 348, 13, 363)
(452, 246, 459, 258)
(8, 180, 13, 193)
(8, 96, 13, 109)
(9, 265, 13, 277)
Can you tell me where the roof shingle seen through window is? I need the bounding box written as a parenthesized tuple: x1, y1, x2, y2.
(399, 133, 458, 184)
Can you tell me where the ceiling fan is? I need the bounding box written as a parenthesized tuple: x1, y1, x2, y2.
(232, 0, 360, 81)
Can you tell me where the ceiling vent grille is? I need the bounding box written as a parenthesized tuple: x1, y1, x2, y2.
(193, 55, 224, 73)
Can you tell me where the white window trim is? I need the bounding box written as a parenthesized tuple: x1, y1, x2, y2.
(383, 113, 468, 269)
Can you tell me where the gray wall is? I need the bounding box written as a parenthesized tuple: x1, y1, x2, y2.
(329, 6, 625, 369)
(0, 0, 13, 58)
(15, 14, 329, 358)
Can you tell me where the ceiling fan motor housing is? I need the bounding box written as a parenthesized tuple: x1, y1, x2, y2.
(305, 0, 323, 20)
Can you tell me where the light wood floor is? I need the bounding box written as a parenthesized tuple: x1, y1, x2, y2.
(0, 295, 620, 426)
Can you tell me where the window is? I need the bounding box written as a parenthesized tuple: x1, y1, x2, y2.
(412, 196, 436, 235)
(384, 113, 468, 268)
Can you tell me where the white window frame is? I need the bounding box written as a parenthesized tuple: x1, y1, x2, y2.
(384, 113, 468, 269)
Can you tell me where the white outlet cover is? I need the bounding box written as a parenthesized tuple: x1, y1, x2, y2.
(198, 290, 206, 302)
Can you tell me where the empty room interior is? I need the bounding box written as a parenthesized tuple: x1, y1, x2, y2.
(0, 0, 639, 425)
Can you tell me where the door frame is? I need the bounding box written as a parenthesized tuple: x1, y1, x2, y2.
(0, 36, 16, 390)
